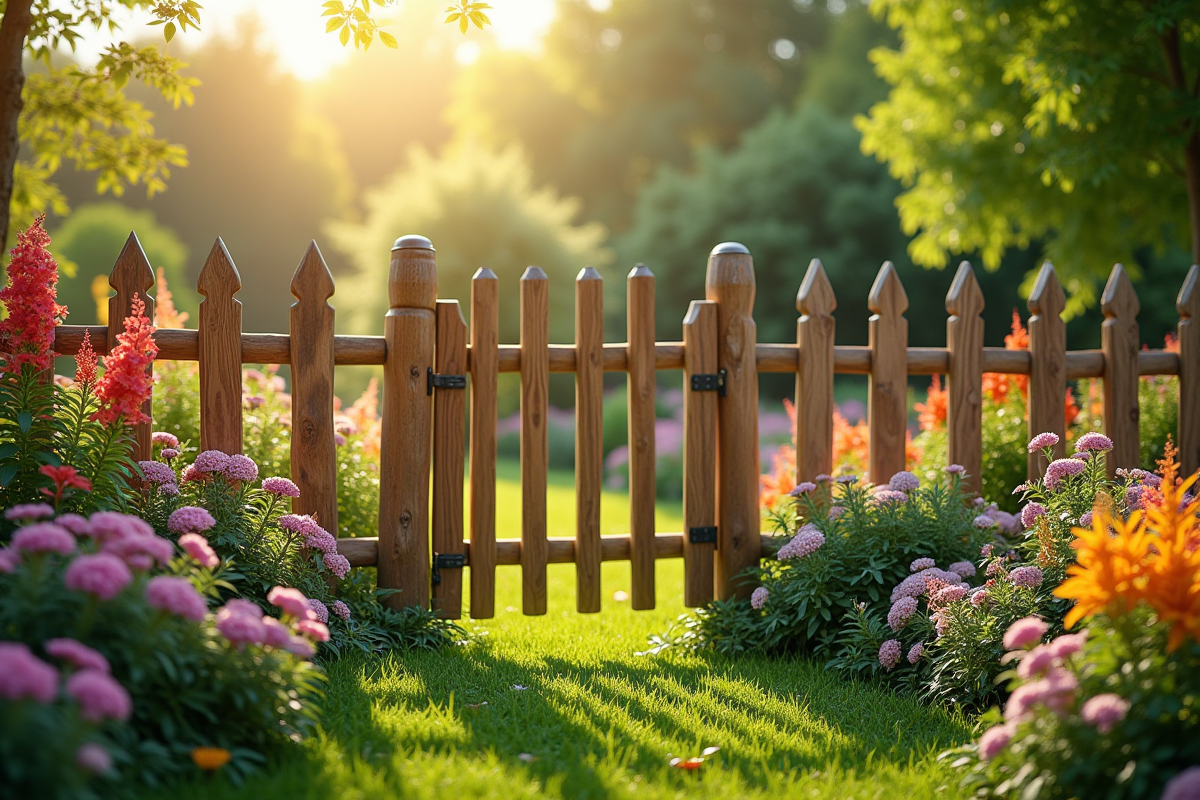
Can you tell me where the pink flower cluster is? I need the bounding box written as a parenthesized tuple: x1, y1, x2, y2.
(910, 558, 936, 572)
(138, 460, 177, 487)
(750, 586, 769, 610)
(947, 561, 976, 578)
(64, 553, 133, 600)
(145, 576, 207, 622)
(871, 489, 908, 506)
(223, 454, 259, 483)
(262, 476, 301, 497)
(66, 669, 131, 723)
(0, 642, 58, 703)
(4, 502, 54, 522)
(890, 567, 967, 603)
(12, 523, 76, 556)
(777, 525, 824, 560)
(92, 512, 173, 571)
(167, 506, 216, 535)
(1027, 432, 1059, 452)
(152, 431, 179, 448)
(1044, 458, 1086, 491)
(1074, 432, 1113, 453)
(888, 471, 920, 493)
(1009, 565, 1044, 588)
(192, 450, 230, 475)
(789, 481, 817, 496)
(178, 533, 219, 569)
(45, 639, 109, 674)
(331, 600, 351, 620)
(1020, 502, 1047, 529)
(906, 642, 923, 664)
(214, 587, 329, 657)
(878, 639, 901, 670)
(887, 596, 918, 631)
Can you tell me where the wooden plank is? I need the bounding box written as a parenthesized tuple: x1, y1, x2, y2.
(288, 242, 337, 534)
(1027, 263, 1068, 478)
(469, 268, 499, 619)
(432, 300, 468, 619)
(627, 264, 657, 610)
(682, 300, 717, 607)
(197, 239, 243, 455)
(574, 267, 604, 613)
(1101, 264, 1141, 476)
(1179, 265, 1200, 477)
(796, 259, 836, 482)
(867, 262, 909, 485)
(107, 233, 156, 460)
(705, 242, 760, 601)
(377, 235, 437, 610)
(945, 262, 984, 493)
(520, 267, 549, 615)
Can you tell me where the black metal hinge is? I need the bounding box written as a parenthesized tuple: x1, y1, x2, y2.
(428, 367, 467, 395)
(688, 526, 718, 545)
(690, 369, 727, 397)
(431, 552, 467, 585)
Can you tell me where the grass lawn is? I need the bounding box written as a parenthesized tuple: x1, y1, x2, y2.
(136, 462, 976, 799)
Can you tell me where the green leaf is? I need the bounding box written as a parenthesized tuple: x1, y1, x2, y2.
(164, 21, 176, 42)
(0, 443, 17, 459)
(0, 463, 17, 487)
(17, 412, 32, 433)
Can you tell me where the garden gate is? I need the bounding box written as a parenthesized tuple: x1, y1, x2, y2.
(52, 234, 1200, 619)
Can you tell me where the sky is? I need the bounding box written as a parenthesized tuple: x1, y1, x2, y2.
(71, 0, 559, 80)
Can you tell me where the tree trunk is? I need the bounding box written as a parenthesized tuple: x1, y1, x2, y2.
(1186, 135, 1200, 266)
(0, 0, 34, 256)
(1159, 24, 1200, 265)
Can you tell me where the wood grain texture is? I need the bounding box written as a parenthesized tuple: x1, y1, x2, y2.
(288, 242, 337, 535)
(945, 262, 984, 493)
(574, 268, 604, 613)
(1179, 265, 1200, 477)
(626, 265, 657, 610)
(705, 244, 760, 601)
(682, 300, 717, 607)
(1101, 264, 1141, 476)
(197, 239, 244, 455)
(432, 300, 468, 619)
(520, 267, 549, 615)
(469, 269, 499, 619)
(796, 259, 836, 482)
(1027, 264, 1068, 478)
(377, 239, 437, 610)
(867, 262, 909, 485)
(107, 233, 156, 460)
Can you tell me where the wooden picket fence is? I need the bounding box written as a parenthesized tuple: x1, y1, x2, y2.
(51, 233, 1200, 619)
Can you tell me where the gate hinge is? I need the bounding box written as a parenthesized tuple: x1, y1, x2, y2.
(428, 367, 467, 395)
(688, 526, 718, 545)
(431, 552, 467, 585)
(690, 369, 727, 396)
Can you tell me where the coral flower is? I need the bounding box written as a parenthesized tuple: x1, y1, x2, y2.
(0, 216, 67, 374)
(191, 747, 232, 771)
(93, 293, 157, 426)
(75, 329, 98, 385)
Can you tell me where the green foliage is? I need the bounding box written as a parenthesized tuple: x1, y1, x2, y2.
(859, 0, 1200, 315)
(50, 203, 194, 325)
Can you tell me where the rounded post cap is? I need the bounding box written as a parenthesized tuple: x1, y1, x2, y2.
(391, 234, 435, 252)
(710, 241, 750, 256)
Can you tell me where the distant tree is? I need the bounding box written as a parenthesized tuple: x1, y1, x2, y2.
(858, 0, 1200, 314)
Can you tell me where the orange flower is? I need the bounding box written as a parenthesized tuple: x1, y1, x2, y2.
(1064, 387, 1080, 427)
(760, 443, 796, 510)
(191, 747, 231, 771)
(154, 268, 189, 329)
(915, 374, 947, 432)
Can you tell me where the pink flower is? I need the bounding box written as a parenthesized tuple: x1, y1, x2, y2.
(1080, 693, 1129, 734)
(888, 597, 919, 631)
(308, 598, 330, 623)
(4, 502, 54, 521)
(827, 505, 845, 520)
(1161, 768, 1200, 800)
(748, 586, 770, 609)
(878, 639, 901, 670)
(268, 586, 316, 620)
(278, 514, 308, 532)
(11, 523, 75, 555)
(1016, 645, 1057, 679)
(889, 471, 919, 493)
(778, 528, 824, 559)
(1044, 458, 1086, 491)
(789, 481, 817, 496)
(55, 514, 90, 536)
(297, 619, 330, 642)
(970, 588, 990, 607)
(66, 669, 131, 722)
(192, 450, 230, 474)
(973, 514, 996, 529)
(1009, 566, 1044, 588)
(305, 527, 338, 554)
(1046, 631, 1087, 660)
(977, 723, 1015, 760)
(138, 461, 177, 485)
(931, 584, 968, 606)
(944, 464, 966, 475)
(0, 548, 18, 573)
(215, 602, 267, 645)
(261, 616, 291, 648)
(1079, 512, 1093, 527)
(285, 635, 316, 659)
(1074, 432, 1113, 453)
(910, 558, 936, 573)
(64, 553, 132, 600)
(75, 743, 112, 774)
(948, 560, 976, 578)
(178, 533, 219, 569)
(262, 477, 301, 497)
(160, 448, 180, 460)
(1020, 502, 1047, 529)
(152, 431, 180, 448)
(323, 553, 350, 578)
(87, 511, 153, 543)
(331, 600, 351, 620)
(145, 576, 208, 622)
(1004, 616, 1049, 650)
(180, 464, 200, 482)
(334, 433, 347, 446)
(1027, 432, 1059, 452)
(872, 489, 908, 505)
(102, 531, 174, 570)
(44, 639, 109, 674)
(907, 642, 924, 664)
(0, 642, 58, 702)
(222, 454, 259, 483)
(167, 506, 216, 534)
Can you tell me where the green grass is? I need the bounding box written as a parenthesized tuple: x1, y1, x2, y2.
(134, 462, 976, 799)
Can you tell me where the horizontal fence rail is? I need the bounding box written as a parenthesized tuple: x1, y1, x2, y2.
(51, 231, 1199, 619)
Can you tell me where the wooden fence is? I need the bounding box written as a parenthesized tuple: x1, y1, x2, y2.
(51, 233, 1200, 619)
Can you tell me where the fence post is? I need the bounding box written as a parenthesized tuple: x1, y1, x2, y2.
(705, 242, 759, 601)
(289, 242, 337, 530)
(1027, 263, 1067, 478)
(682, 300, 717, 607)
(796, 259, 836, 483)
(195, 240, 242, 457)
(627, 264, 657, 610)
(108, 233, 155, 461)
(868, 262, 909, 485)
(1101, 264, 1140, 476)
(1177, 265, 1199, 477)
(432, 300, 468, 619)
(945, 262, 984, 493)
(469, 268, 499, 619)
(520, 266, 549, 616)
(378, 235, 437, 610)
(574, 267, 603, 613)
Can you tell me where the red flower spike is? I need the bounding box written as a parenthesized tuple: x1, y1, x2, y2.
(92, 293, 157, 426)
(0, 216, 67, 373)
(75, 329, 98, 385)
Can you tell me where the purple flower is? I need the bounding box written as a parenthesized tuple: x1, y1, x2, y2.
(159, 483, 180, 497)
(1074, 432, 1114, 453)
(152, 431, 180, 448)
(907, 642, 924, 664)
(75, 743, 112, 775)
(973, 514, 996, 529)
(1080, 693, 1129, 733)
(871, 489, 908, 505)
(815, 474, 832, 482)
(835, 475, 858, 484)
(63, 553, 132, 600)
(160, 448, 180, 460)
(944, 464, 966, 475)
(145, 576, 208, 622)
(138, 461, 177, 486)
(948, 560, 976, 578)
(216, 601, 267, 645)
(1009, 565, 1044, 588)
(789, 481, 817, 496)
(888, 471, 920, 493)
(1161, 768, 1200, 800)
(167, 506, 216, 534)
(1003, 616, 1048, 650)
(66, 670, 131, 722)
(222, 454, 259, 483)
(1044, 458, 1086, 491)
(1079, 512, 1093, 527)
(910, 558, 936, 573)
(750, 586, 769, 610)
(777, 527, 824, 560)
(0, 643, 58, 703)
(261, 616, 291, 648)
(331, 600, 351, 620)
(878, 639, 901, 670)
(87, 511, 153, 543)
(12, 523, 75, 556)
(193, 450, 230, 474)
(263, 477, 301, 497)
(1027, 432, 1060, 452)
(1016, 645, 1057, 679)
(827, 505, 845, 520)
(278, 513, 308, 532)
(887, 597, 918, 631)
(1046, 631, 1087, 659)
(308, 598, 330, 623)
(970, 588, 990, 607)
(55, 514, 90, 536)
(323, 552, 350, 578)
(1020, 502, 1047, 529)
(305, 527, 338, 554)
(4, 502, 54, 521)
(977, 724, 1015, 760)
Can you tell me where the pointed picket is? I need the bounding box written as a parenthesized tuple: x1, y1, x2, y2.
(107, 232, 156, 460)
(198, 238, 244, 456)
(796, 259, 836, 483)
(1027, 263, 1067, 477)
(945, 262, 984, 493)
(868, 262, 909, 485)
(1101, 264, 1140, 475)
